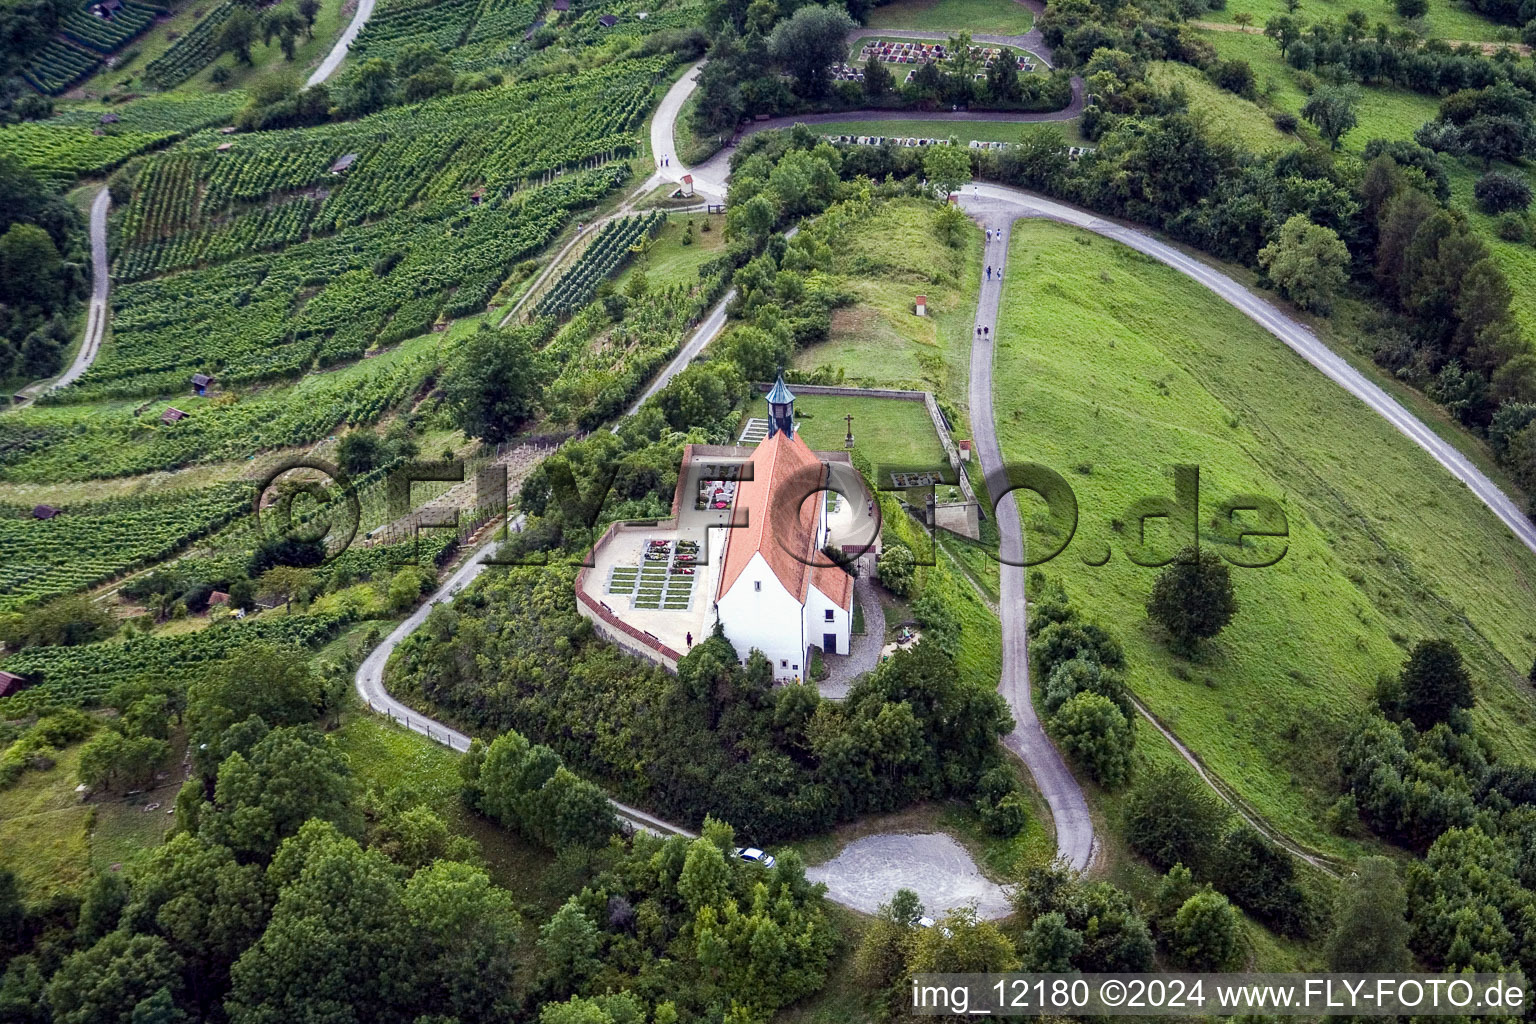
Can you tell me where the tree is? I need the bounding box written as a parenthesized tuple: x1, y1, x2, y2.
(441, 324, 549, 443)
(986, 45, 1022, 103)
(120, 834, 272, 1015)
(1051, 691, 1134, 788)
(1018, 912, 1083, 971)
(877, 541, 916, 596)
(1396, 0, 1428, 15)
(862, 55, 892, 98)
(1325, 856, 1410, 971)
(218, 8, 258, 64)
(922, 141, 972, 198)
(1264, 14, 1303, 56)
(1212, 59, 1255, 98)
(1145, 545, 1240, 650)
(766, 5, 854, 98)
(678, 837, 733, 913)
(341, 57, 396, 116)
(297, 0, 320, 33)
(906, 907, 1021, 973)
(78, 729, 170, 794)
(187, 643, 326, 751)
(48, 932, 185, 1024)
(1473, 171, 1532, 213)
(1125, 763, 1229, 871)
(1397, 639, 1474, 729)
(227, 822, 416, 1023)
(0, 223, 61, 308)
(1170, 888, 1243, 971)
(1301, 85, 1360, 150)
(403, 860, 520, 1022)
(539, 899, 601, 997)
(0, 592, 114, 648)
(337, 430, 384, 474)
(200, 725, 357, 860)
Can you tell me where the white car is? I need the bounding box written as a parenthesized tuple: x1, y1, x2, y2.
(734, 846, 776, 868)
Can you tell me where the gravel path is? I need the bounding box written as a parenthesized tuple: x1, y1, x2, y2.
(306, 0, 376, 87)
(806, 833, 1013, 919)
(818, 556, 886, 699)
(14, 186, 111, 407)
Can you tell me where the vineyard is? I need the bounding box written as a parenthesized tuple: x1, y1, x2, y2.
(352, 0, 542, 62)
(535, 211, 664, 319)
(60, 0, 164, 54)
(2, 333, 443, 481)
(20, 39, 101, 95)
(5, 92, 245, 184)
(87, 163, 629, 400)
(143, 0, 261, 88)
(0, 614, 346, 718)
(0, 485, 249, 612)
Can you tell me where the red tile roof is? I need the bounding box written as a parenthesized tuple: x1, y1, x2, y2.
(812, 562, 853, 610)
(717, 430, 827, 604)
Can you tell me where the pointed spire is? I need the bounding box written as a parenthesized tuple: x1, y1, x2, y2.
(765, 375, 795, 439)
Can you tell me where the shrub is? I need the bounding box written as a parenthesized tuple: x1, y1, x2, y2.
(1051, 691, 1134, 788)
(1125, 763, 1229, 871)
(1145, 546, 1239, 651)
(1474, 171, 1532, 214)
(1495, 213, 1528, 242)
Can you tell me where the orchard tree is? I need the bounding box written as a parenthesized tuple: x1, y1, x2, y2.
(218, 8, 258, 64)
(538, 899, 601, 998)
(1302, 85, 1360, 149)
(1264, 14, 1303, 57)
(1145, 546, 1239, 651)
(404, 860, 519, 1021)
(78, 729, 170, 794)
(200, 726, 358, 860)
(1474, 171, 1532, 213)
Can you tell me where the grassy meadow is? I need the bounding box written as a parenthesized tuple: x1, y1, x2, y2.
(1146, 61, 1293, 153)
(1198, 29, 1536, 330)
(794, 198, 984, 400)
(615, 211, 728, 293)
(862, 0, 1035, 36)
(1194, 0, 1508, 41)
(993, 219, 1536, 854)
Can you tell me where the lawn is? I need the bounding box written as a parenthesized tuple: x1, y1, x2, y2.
(811, 116, 1080, 147)
(788, 393, 950, 474)
(863, 0, 1035, 36)
(1145, 61, 1293, 154)
(615, 212, 727, 293)
(1194, 0, 1508, 42)
(794, 197, 984, 401)
(994, 220, 1536, 855)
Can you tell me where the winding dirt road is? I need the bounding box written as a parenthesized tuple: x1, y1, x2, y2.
(307, 0, 377, 87)
(13, 185, 110, 407)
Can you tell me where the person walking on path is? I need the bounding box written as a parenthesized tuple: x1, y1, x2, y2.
(987, 265, 992, 281)
(686, 631, 693, 647)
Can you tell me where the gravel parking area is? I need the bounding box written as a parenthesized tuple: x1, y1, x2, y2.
(806, 832, 1012, 920)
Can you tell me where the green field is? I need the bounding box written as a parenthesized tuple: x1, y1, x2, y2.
(1194, 0, 1507, 42)
(994, 220, 1536, 855)
(863, 0, 1035, 35)
(1146, 62, 1293, 153)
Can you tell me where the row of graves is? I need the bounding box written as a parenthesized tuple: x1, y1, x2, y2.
(853, 39, 1039, 72)
(606, 538, 701, 611)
